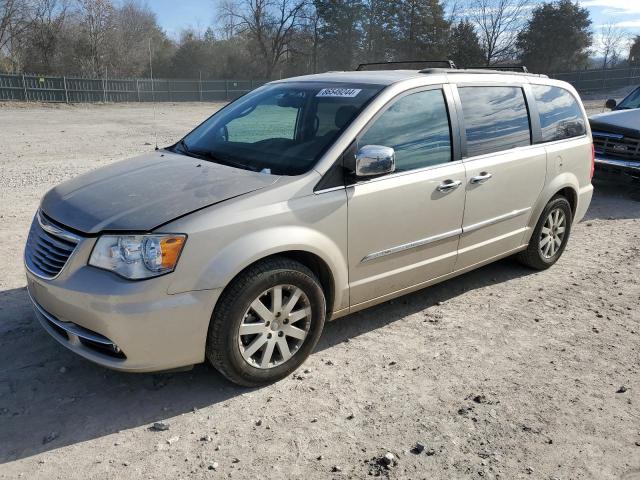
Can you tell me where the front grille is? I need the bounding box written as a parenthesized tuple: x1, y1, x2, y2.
(593, 131, 640, 161)
(25, 211, 81, 279)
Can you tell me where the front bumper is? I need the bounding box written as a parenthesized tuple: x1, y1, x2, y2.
(26, 265, 221, 373)
(595, 154, 640, 177)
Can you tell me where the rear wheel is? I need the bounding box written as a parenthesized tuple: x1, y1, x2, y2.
(206, 257, 326, 387)
(517, 196, 572, 270)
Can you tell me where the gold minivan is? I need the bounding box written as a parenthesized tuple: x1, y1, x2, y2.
(25, 65, 594, 386)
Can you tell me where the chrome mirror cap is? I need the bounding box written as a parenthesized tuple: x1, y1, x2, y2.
(355, 145, 396, 177)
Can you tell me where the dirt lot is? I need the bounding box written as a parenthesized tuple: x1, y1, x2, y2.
(0, 101, 639, 480)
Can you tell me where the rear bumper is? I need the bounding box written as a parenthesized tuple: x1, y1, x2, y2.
(574, 184, 594, 224)
(595, 154, 640, 176)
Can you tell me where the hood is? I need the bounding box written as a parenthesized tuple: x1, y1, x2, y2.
(589, 110, 640, 138)
(41, 150, 279, 234)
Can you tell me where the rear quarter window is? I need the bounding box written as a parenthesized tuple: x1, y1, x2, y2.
(532, 85, 586, 142)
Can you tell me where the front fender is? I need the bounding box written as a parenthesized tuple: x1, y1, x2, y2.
(171, 226, 349, 313)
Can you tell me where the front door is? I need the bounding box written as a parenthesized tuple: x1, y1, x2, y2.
(347, 87, 466, 307)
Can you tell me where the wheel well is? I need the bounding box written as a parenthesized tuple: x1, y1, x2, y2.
(220, 251, 336, 319)
(277, 251, 335, 318)
(556, 187, 577, 216)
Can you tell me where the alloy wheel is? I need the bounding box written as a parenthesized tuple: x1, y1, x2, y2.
(238, 285, 311, 369)
(539, 208, 567, 259)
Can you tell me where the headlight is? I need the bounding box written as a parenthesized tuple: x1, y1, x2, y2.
(89, 234, 186, 280)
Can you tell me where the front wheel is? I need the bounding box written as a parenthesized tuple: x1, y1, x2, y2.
(206, 257, 326, 387)
(517, 196, 573, 270)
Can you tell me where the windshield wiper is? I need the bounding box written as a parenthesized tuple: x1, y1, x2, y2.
(188, 148, 260, 172)
(170, 138, 192, 157)
(173, 139, 262, 173)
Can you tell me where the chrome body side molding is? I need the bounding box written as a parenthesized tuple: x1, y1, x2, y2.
(361, 228, 462, 263)
(360, 207, 531, 263)
(462, 207, 532, 234)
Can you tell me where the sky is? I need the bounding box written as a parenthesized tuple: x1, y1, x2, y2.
(150, 0, 216, 38)
(146, 0, 640, 40)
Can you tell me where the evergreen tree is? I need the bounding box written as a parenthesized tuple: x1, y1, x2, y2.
(517, 0, 592, 73)
(449, 20, 485, 67)
(394, 0, 450, 61)
(629, 36, 640, 66)
(314, 0, 364, 70)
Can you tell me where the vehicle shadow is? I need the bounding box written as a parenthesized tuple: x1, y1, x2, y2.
(0, 286, 242, 464)
(0, 183, 632, 463)
(0, 256, 535, 464)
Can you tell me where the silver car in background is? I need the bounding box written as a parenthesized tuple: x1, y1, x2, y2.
(25, 66, 594, 386)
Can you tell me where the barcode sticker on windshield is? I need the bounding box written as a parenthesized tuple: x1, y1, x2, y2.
(316, 88, 362, 98)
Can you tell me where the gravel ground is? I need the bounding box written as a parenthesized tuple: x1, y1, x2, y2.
(0, 101, 639, 480)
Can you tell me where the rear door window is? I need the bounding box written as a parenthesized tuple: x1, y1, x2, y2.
(531, 85, 586, 142)
(458, 86, 531, 157)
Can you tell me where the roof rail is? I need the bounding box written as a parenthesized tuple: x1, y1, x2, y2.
(464, 65, 530, 73)
(356, 60, 457, 71)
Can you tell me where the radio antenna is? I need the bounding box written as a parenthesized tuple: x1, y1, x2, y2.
(149, 38, 158, 150)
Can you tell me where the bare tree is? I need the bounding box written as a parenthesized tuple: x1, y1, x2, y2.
(109, 0, 158, 76)
(599, 23, 627, 69)
(1, 0, 20, 50)
(470, 0, 529, 65)
(25, 0, 69, 71)
(1, 0, 31, 70)
(223, 0, 306, 78)
(218, 0, 240, 40)
(76, 0, 114, 76)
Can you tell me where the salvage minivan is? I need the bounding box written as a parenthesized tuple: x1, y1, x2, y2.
(25, 65, 594, 386)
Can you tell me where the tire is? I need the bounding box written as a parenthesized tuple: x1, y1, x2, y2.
(206, 257, 326, 387)
(517, 195, 573, 270)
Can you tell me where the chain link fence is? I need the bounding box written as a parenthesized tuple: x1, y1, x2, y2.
(0, 73, 268, 103)
(550, 66, 640, 93)
(2, 67, 639, 103)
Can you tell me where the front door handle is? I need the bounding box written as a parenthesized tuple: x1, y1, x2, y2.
(470, 172, 493, 184)
(437, 179, 462, 192)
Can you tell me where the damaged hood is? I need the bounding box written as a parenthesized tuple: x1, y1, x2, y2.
(40, 150, 279, 234)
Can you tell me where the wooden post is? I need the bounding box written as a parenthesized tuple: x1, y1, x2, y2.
(199, 71, 203, 102)
(136, 78, 140, 102)
(22, 73, 28, 101)
(225, 80, 229, 100)
(576, 70, 582, 92)
(63, 76, 69, 103)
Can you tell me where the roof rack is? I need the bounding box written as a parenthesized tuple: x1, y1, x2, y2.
(464, 65, 529, 73)
(356, 60, 457, 71)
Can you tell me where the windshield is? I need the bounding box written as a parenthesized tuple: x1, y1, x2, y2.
(617, 87, 640, 110)
(176, 82, 384, 175)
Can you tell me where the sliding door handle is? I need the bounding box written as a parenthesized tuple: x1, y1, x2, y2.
(470, 172, 493, 184)
(437, 180, 462, 192)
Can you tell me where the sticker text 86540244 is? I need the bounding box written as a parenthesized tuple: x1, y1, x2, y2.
(316, 88, 362, 98)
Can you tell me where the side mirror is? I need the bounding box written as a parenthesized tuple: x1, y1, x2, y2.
(218, 125, 229, 141)
(605, 98, 617, 110)
(355, 145, 396, 177)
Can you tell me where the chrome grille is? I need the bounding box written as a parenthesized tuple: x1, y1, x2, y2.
(593, 131, 640, 161)
(25, 211, 81, 279)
